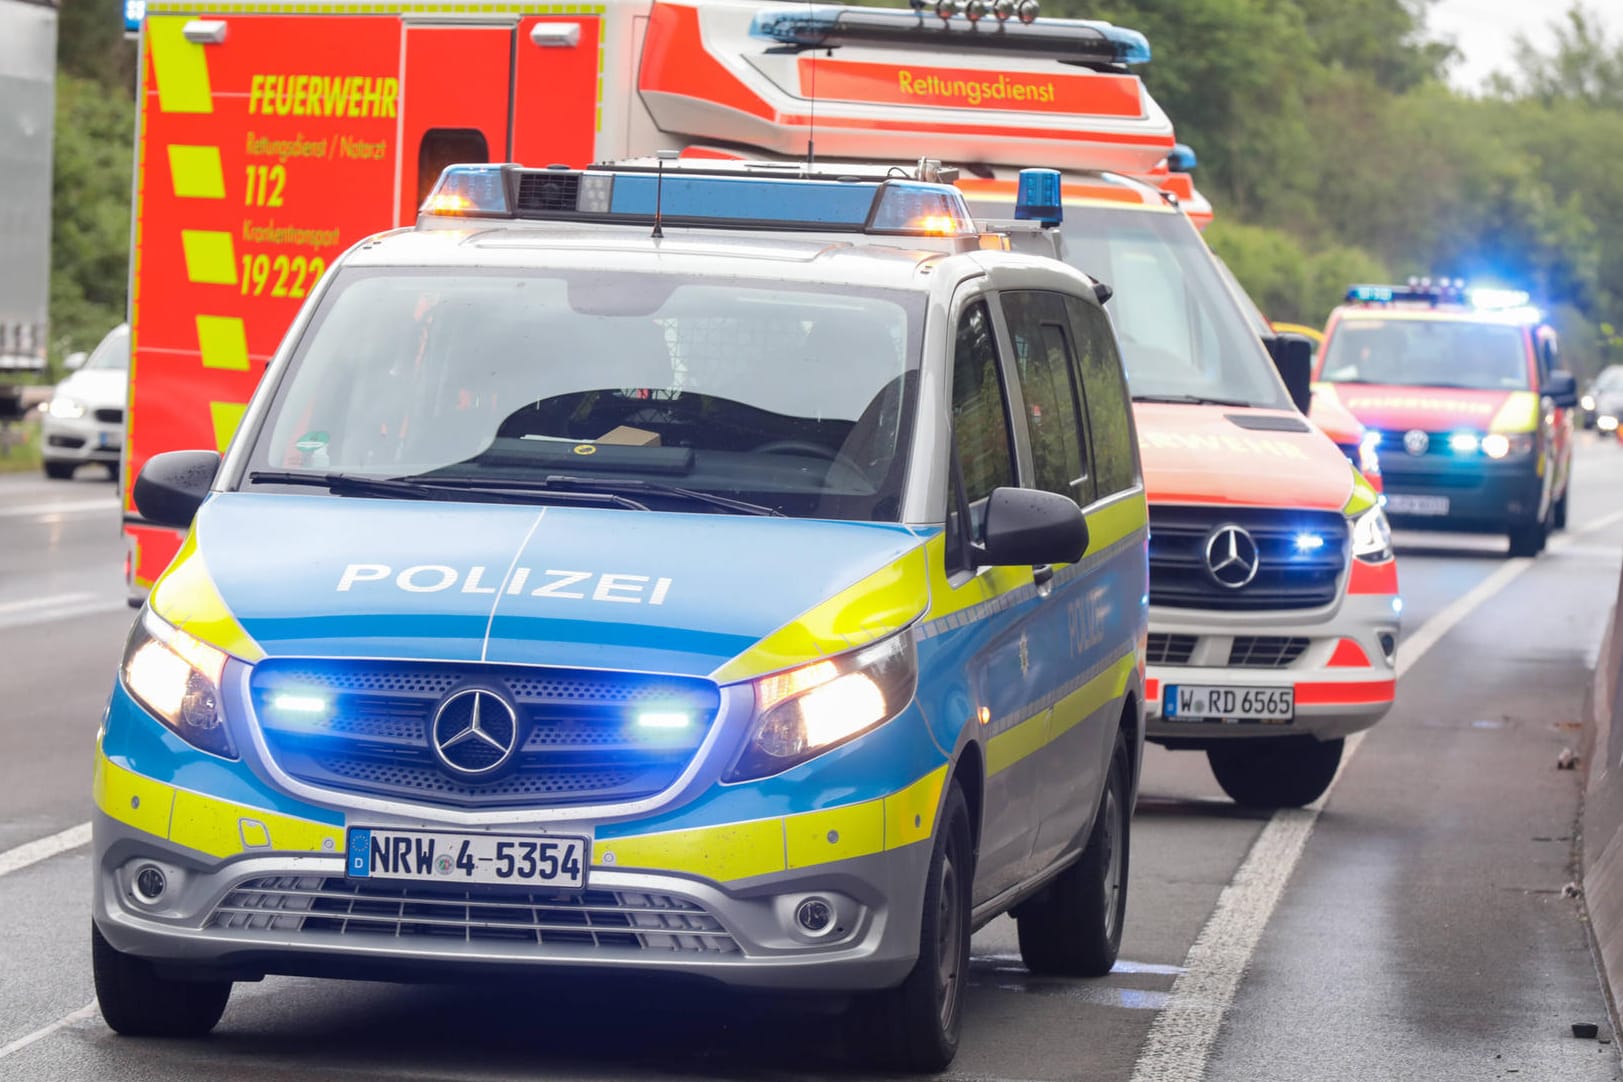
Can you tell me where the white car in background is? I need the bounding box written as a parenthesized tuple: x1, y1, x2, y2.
(42, 323, 127, 480)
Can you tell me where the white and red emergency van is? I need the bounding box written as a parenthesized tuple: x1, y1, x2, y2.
(124, 0, 1397, 806)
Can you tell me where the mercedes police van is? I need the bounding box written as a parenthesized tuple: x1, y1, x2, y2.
(91, 161, 1149, 1072)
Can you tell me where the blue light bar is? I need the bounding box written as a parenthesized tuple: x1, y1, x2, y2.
(124, 0, 145, 32)
(749, 7, 1151, 66)
(1346, 280, 1540, 319)
(607, 174, 876, 225)
(422, 164, 510, 216)
(1167, 143, 1198, 173)
(1014, 168, 1063, 226)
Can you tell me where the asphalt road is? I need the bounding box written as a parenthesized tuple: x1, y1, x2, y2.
(1, 440, 1621, 1081)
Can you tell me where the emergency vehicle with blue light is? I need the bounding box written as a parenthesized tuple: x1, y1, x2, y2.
(92, 161, 1149, 1072)
(1317, 281, 1579, 557)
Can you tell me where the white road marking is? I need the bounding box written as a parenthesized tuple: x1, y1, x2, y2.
(0, 498, 119, 518)
(0, 596, 129, 631)
(0, 822, 91, 878)
(0, 1002, 98, 1061)
(0, 592, 96, 614)
(1126, 521, 1607, 1081)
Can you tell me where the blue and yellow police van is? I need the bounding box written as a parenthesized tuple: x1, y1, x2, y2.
(91, 159, 1148, 1071)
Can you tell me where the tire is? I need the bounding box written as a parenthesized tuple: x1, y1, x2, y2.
(93, 923, 231, 1037)
(1207, 736, 1344, 808)
(1507, 516, 1547, 558)
(42, 459, 77, 480)
(1016, 727, 1130, 977)
(853, 781, 973, 1074)
(1553, 491, 1569, 531)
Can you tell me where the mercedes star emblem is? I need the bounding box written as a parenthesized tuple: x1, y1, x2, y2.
(1403, 429, 1430, 456)
(1205, 524, 1261, 589)
(430, 688, 520, 776)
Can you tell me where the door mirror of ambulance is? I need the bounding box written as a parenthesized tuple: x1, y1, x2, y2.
(1545, 370, 1579, 410)
(63, 351, 88, 372)
(1265, 333, 1314, 414)
(977, 487, 1090, 570)
(133, 450, 222, 530)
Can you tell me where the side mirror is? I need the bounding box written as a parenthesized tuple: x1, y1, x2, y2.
(1545, 369, 1579, 410)
(63, 352, 88, 372)
(978, 487, 1089, 569)
(1264, 333, 1314, 414)
(133, 450, 221, 529)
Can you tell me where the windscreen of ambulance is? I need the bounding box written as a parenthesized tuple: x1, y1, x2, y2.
(1320, 318, 1529, 391)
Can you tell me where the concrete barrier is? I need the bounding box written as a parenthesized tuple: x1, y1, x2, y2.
(1582, 553, 1623, 1022)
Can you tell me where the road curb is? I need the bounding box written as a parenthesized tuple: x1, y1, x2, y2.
(1581, 552, 1623, 1033)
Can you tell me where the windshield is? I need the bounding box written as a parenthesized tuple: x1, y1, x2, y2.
(243, 269, 923, 520)
(85, 325, 129, 371)
(1320, 318, 1530, 391)
(1597, 367, 1623, 393)
(971, 202, 1290, 409)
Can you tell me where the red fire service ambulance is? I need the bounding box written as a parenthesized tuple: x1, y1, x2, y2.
(1317, 281, 1579, 557)
(123, 0, 1397, 806)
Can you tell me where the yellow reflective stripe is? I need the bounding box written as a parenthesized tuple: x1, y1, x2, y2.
(209, 400, 248, 451)
(196, 315, 250, 371)
(709, 546, 928, 685)
(786, 801, 885, 870)
(1491, 391, 1539, 433)
(883, 764, 947, 850)
(1343, 465, 1377, 517)
(167, 145, 225, 199)
(149, 529, 266, 661)
(94, 751, 341, 858)
(181, 230, 237, 285)
(597, 817, 785, 883)
(988, 652, 1135, 776)
(598, 766, 950, 882)
(921, 532, 1032, 624)
(1084, 491, 1148, 555)
(95, 751, 176, 838)
(147, 17, 213, 114)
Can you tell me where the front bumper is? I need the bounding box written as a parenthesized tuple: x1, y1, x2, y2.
(1145, 592, 1398, 744)
(41, 413, 122, 465)
(1379, 453, 1542, 532)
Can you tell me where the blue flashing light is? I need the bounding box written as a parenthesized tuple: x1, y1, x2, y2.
(608, 174, 876, 225)
(1448, 432, 1481, 454)
(422, 165, 510, 216)
(1014, 169, 1063, 227)
(1361, 430, 1383, 449)
(1167, 143, 1198, 173)
(270, 693, 329, 714)
(748, 7, 1150, 66)
(1468, 287, 1531, 311)
(1346, 284, 1395, 303)
(1392, 597, 1404, 615)
(1108, 26, 1153, 65)
(1293, 532, 1326, 554)
(636, 711, 693, 730)
(124, 0, 145, 32)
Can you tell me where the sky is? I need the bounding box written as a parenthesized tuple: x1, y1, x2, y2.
(1426, 0, 1622, 92)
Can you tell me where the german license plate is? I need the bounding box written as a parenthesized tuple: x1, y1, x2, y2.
(346, 828, 588, 889)
(97, 432, 121, 450)
(1384, 493, 1449, 516)
(1164, 685, 1294, 723)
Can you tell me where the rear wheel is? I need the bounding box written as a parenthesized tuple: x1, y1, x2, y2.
(1016, 727, 1130, 977)
(93, 923, 231, 1037)
(42, 459, 76, 480)
(1207, 736, 1344, 808)
(853, 782, 972, 1073)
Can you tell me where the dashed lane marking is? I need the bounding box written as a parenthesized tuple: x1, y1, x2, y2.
(0, 499, 119, 518)
(0, 822, 91, 878)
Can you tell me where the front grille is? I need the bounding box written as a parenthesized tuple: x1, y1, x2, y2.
(94, 407, 123, 424)
(208, 876, 738, 954)
(1383, 470, 1483, 491)
(251, 660, 721, 810)
(1368, 429, 1467, 459)
(46, 434, 84, 449)
(1228, 636, 1309, 668)
(515, 172, 580, 214)
(1148, 506, 1347, 612)
(1146, 633, 1197, 665)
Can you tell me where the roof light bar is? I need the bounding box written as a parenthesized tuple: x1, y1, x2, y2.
(749, 5, 1150, 65)
(1166, 143, 1198, 173)
(1346, 280, 1542, 319)
(420, 163, 978, 238)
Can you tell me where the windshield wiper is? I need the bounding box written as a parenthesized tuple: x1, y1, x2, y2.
(1131, 393, 1258, 408)
(409, 473, 785, 517)
(246, 470, 650, 510)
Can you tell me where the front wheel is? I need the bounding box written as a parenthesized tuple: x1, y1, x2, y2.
(93, 923, 231, 1037)
(1207, 736, 1344, 808)
(1507, 516, 1547, 558)
(852, 781, 972, 1073)
(1553, 491, 1569, 531)
(1015, 727, 1130, 977)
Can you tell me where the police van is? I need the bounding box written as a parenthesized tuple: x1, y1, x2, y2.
(91, 161, 1149, 1071)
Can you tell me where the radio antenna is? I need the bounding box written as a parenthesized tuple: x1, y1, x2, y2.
(805, 0, 816, 171)
(651, 148, 677, 239)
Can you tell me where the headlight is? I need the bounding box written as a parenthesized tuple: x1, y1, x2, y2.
(121, 610, 235, 758)
(1358, 431, 1381, 476)
(1351, 506, 1393, 563)
(1582, 394, 1596, 411)
(1599, 416, 1619, 433)
(728, 631, 918, 781)
(1481, 432, 1536, 458)
(48, 396, 86, 419)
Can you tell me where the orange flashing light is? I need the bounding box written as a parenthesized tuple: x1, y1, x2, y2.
(424, 192, 471, 213)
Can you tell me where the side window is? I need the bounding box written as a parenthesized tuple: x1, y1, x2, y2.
(950, 300, 1015, 545)
(1066, 296, 1139, 497)
(1002, 291, 1093, 505)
